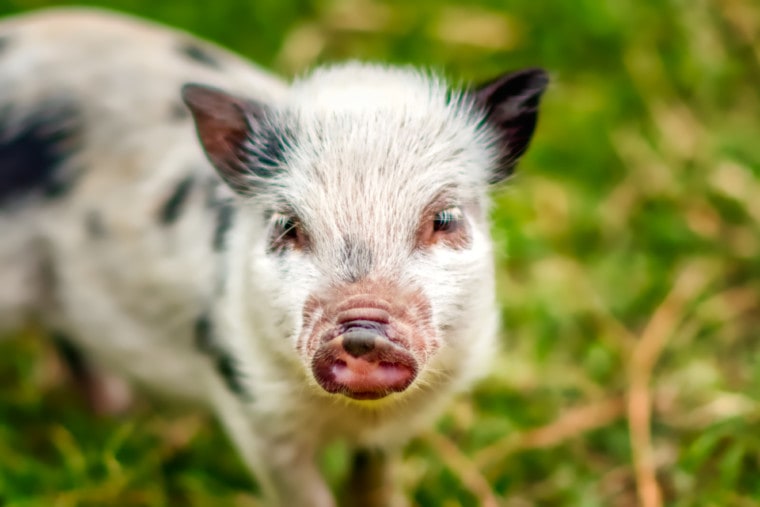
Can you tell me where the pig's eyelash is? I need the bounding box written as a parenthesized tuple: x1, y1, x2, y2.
(433, 207, 463, 232)
(269, 213, 305, 249)
(274, 214, 297, 235)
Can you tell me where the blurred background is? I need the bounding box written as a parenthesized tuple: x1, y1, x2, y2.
(0, 0, 758, 505)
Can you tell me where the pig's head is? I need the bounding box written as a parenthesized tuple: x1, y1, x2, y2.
(183, 63, 547, 402)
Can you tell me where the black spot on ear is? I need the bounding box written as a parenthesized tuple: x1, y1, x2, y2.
(239, 126, 293, 181)
(178, 41, 222, 69)
(159, 176, 194, 225)
(213, 202, 235, 251)
(85, 211, 107, 239)
(182, 83, 292, 196)
(473, 68, 549, 183)
(0, 98, 82, 208)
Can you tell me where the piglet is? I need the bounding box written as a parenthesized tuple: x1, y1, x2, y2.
(0, 7, 547, 506)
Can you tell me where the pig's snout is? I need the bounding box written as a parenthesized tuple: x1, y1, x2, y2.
(312, 317, 418, 400)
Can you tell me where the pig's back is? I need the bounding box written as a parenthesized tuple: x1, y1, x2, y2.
(0, 8, 282, 401)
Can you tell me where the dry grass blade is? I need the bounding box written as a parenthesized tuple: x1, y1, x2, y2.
(474, 396, 626, 472)
(717, 0, 760, 65)
(423, 432, 501, 507)
(627, 261, 715, 507)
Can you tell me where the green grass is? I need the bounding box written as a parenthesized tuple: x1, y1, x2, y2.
(1, 0, 759, 505)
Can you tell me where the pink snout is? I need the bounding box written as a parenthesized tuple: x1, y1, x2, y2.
(311, 320, 418, 400)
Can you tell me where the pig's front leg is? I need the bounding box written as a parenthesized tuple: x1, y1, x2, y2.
(258, 441, 335, 507)
(212, 384, 336, 507)
(342, 448, 407, 507)
(341, 448, 389, 507)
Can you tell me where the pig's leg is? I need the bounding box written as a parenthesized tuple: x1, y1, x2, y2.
(212, 386, 336, 507)
(52, 332, 134, 415)
(342, 448, 406, 507)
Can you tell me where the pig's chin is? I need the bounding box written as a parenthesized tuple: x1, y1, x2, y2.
(315, 356, 418, 400)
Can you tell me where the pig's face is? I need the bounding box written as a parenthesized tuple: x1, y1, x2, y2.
(184, 64, 547, 401)
(253, 108, 495, 400)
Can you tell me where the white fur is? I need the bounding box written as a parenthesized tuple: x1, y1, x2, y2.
(0, 8, 503, 506)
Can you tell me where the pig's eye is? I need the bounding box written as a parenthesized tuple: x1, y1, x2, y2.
(418, 205, 470, 250)
(269, 214, 308, 252)
(433, 207, 463, 233)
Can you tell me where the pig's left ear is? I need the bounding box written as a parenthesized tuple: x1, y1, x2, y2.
(182, 83, 275, 196)
(473, 68, 549, 184)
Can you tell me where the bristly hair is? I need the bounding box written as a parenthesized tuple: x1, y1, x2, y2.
(237, 115, 295, 188)
(186, 62, 545, 201)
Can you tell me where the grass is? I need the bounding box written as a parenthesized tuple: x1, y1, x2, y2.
(1, 0, 759, 505)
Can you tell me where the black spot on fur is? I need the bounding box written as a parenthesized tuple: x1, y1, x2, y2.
(159, 176, 194, 225)
(194, 313, 251, 400)
(215, 353, 248, 398)
(85, 211, 107, 238)
(178, 42, 222, 69)
(43, 168, 81, 199)
(194, 314, 215, 353)
(0, 98, 82, 208)
(213, 202, 235, 251)
(203, 178, 219, 207)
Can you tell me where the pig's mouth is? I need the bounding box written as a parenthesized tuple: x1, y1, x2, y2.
(311, 321, 419, 400)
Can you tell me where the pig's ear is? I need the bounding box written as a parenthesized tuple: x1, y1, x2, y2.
(473, 68, 549, 184)
(182, 83, 272, 196)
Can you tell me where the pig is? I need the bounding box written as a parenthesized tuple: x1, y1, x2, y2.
(0, 7, 547, 506)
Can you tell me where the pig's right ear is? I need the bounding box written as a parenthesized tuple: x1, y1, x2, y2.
(473, 68, 549, 184)
(182, 83, 271, 196)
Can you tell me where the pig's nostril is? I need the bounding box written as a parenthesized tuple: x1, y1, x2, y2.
(341, 328, 377, 358)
